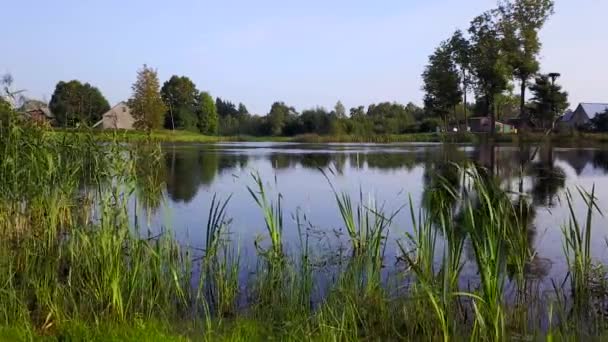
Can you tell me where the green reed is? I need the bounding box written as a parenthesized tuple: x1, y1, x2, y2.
(4, 112, 608, 339)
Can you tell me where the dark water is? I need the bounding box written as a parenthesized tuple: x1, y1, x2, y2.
(137, 142, 608, 288)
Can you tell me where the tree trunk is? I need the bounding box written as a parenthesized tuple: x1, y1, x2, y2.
(520, 80, 526, 119)
(463, 87, 468, 132)
(489, 95, 496, 137)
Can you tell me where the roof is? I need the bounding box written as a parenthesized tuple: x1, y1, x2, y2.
(579, 103, 608, 119)
(560, 110, 574, 122)
(19, 99, 53, 118)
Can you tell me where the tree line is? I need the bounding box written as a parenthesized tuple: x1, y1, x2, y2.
(422, 0, 569, 133)
(38, 64, 440, 136)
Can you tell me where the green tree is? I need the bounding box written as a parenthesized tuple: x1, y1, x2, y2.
(500, 0, 554, 118)
(528, 74, 568, 129)
(469, 10, 512, 134)
(591, 110, 608, 132)
(268, 101, 294, 136)
(160, 75, 199, 131)
(128, 65, 166, 130)
(334, 100, 346, 118)
(49, 80, 110, 127)
(422, 42, 462, 131)
(198, 92, 218, 135)
(449, 30, 473, 129)
(216, 98, 238, 117)
(237, 103, 249, 116)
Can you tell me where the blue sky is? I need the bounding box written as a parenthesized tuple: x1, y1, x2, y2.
(3, 0, 607, 114)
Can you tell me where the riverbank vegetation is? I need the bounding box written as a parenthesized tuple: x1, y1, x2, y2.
(3, 99, 608, 340)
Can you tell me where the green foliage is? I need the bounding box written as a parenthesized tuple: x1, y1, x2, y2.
(528, 74, 569, 128)
(216, 98, 238, 117)
(334, 100, 346, 118)
(49, 80, 110, 127)
(501, 0, 555, 116)
(267, 101, 294, 136)
(423, 42, 463, 129)
(591, 110, 608, 132)
(128, 65, 167, 130)
(161, 75, 199, 130)
(198, 92, 219, 135)
(469, 10, 512, 132)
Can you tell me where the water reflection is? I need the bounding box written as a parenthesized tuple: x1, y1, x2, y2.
(158, 143, 608, 207)
(132, 142, 608, 290)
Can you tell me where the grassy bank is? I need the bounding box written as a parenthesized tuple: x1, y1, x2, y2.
(51, 128, 608, 146)
(3, 118, 608, 340)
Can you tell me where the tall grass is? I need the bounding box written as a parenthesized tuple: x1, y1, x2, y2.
(4, 116, 608, 339)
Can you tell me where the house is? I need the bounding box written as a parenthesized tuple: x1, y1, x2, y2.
(559, 103, 608, 129)
(93, 102, 135, 129)
(19, 99, 54, 125)
(468, 117, 516, 133)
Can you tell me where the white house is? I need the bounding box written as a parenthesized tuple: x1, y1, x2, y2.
(93, 102, 135, 129)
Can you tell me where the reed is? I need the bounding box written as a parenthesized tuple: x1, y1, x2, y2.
(5, 115, 608, 339)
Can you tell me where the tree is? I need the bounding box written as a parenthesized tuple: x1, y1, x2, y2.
(49, 80, 110, 127)
(237, 103, 249, 116)
(591, 110, 608, 132)
(334, 101, 346, 118)
(449, 30, 472, 129)
(350, 106, 365, 118)
(422, 42, 462, 131)
(500, 0, 554, 119)
(268, 101, 294, 136)
(128, 65, 166, 130)
(469, 10, 512, 135)
(160, 75, 199, 130)
(216, 98, 238, 117)
(198, 92, 218, 135)
(528, 74, 568, 129)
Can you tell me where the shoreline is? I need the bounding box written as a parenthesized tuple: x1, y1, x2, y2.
(50, 128, 608, 146)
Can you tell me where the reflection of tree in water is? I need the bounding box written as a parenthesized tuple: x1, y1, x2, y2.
(270, 153, 296, 170)
(164, 148, 219, 203)
(421, 145, 467, 216)
(592, 150, 608, 174)
(300, 153, 332, 169)
(364, 152, 419, 171)
(528, 145, 565, 207)
(218, 153, 248, 174)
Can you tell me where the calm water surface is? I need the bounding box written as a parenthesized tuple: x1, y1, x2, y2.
(137, 142, 608, 289)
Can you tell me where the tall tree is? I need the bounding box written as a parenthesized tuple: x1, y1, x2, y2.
(528, 74, 568, 129)
(237, 103, 249, 116)
(216, 98, 238, 117)
(160, 75, 199, 130)
(49, 80, 110, 127)
(128, 65, 166, 130)
(422, 42, 462, 132)
(469, 10, 512, 135)
(449, 30, 472, 129)
(198, 92, 218, 135)
(334, 101, 346, 118)
(500, 0, 554, 119)
(268, 101, 294, 136)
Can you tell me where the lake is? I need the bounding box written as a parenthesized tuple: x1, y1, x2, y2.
(136, 142, 608, 293)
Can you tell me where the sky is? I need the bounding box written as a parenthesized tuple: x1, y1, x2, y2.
(3, 0, 607, 114)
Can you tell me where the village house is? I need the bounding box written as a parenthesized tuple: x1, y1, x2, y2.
(559, 103, 608, 129)
(468, 117, 517, 133)
(19, 99, 54, 125)
(93, 102, 135, 129)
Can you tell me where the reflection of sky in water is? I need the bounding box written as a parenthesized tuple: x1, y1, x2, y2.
(136, 143, 608, 289)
